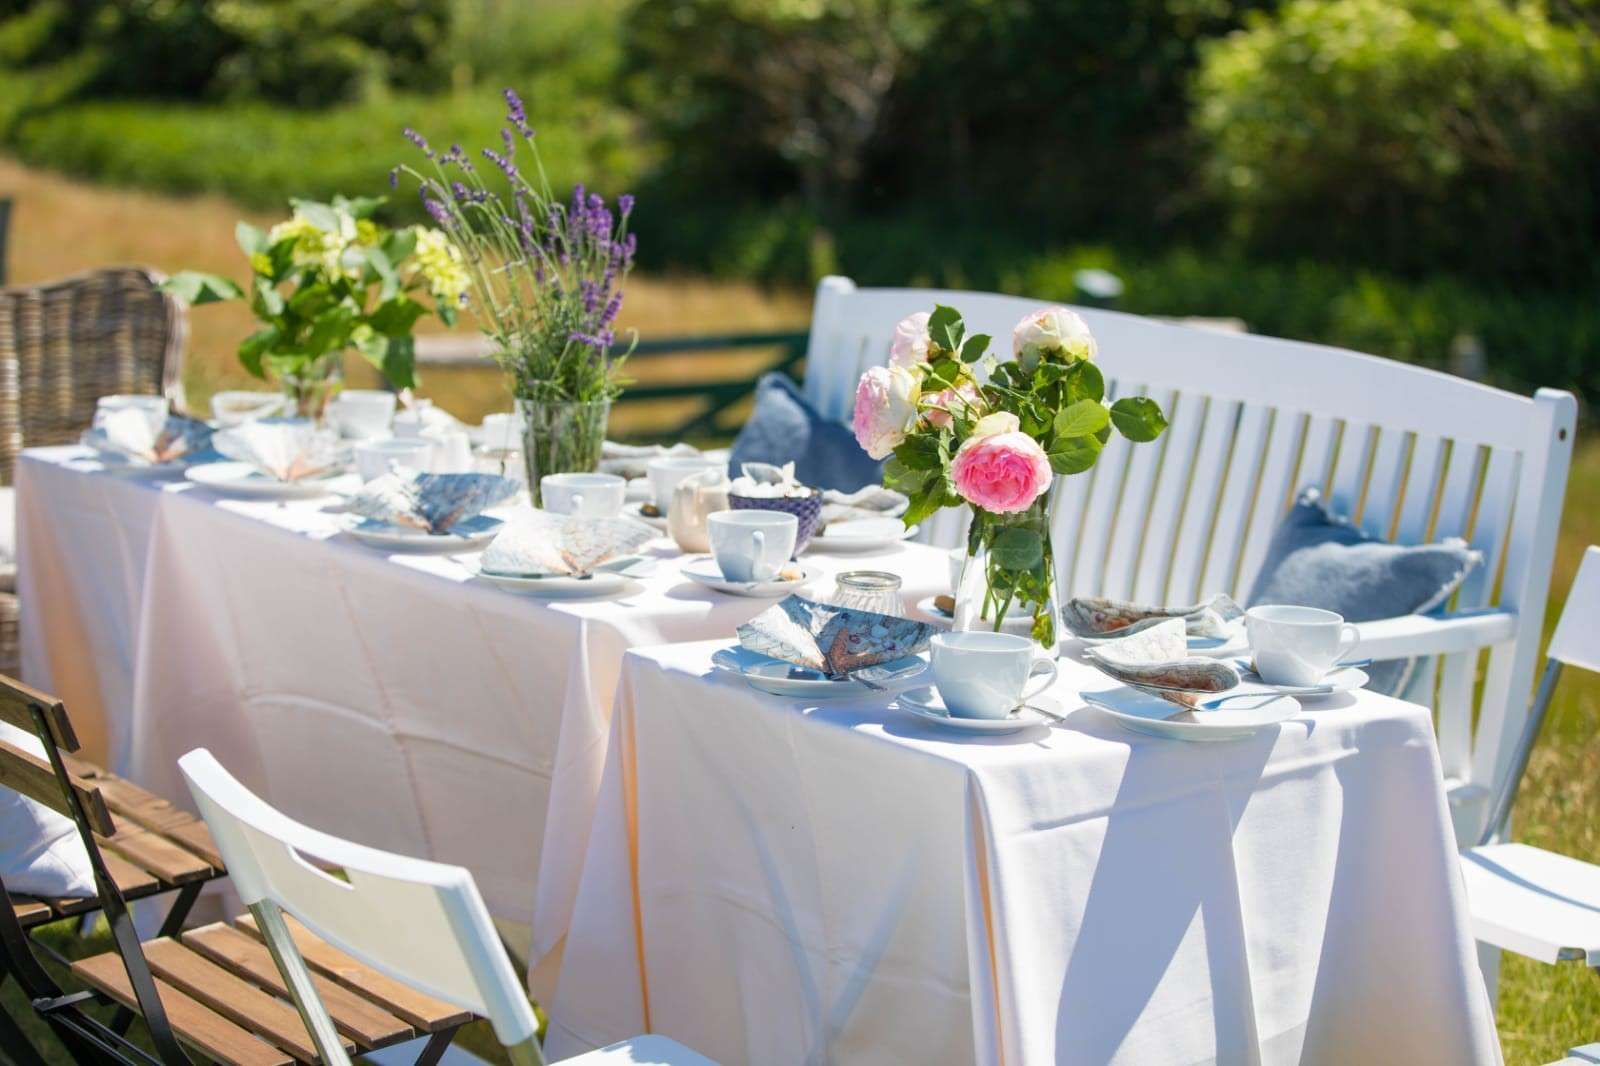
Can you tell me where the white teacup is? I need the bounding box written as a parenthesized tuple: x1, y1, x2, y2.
(1246, 605, 1362, 687)
(541, 472, 627, 517)
(708, 510, 797, 583)
(931, 631, 1059, 720)
(647, 456, 719, 510)
(355, 438, 432, 482)
(479, 412, 524, 452)
(426, 429, 474, 474)
(329, 389, 397, 440)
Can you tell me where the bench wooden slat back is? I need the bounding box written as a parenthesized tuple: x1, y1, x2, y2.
(0, 736, 114, 835)
(802, 276, 1577, 838)
(0, 673, 79, 752)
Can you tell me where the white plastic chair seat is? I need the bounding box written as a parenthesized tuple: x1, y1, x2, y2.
(1460, 843, 1600, 965)
(563, 1034, 719, 1065)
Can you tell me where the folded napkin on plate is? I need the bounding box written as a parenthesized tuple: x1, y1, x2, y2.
(598, 440, 703, 480)
(213, 420, 345, 482)
(346, 471, 519, 534)
(82, 408, 211, 466)
(737, 594, 933, 676)
(730, 461, 814, 499)
(819, 485, 909, 527)
(1063, 592, 1243, 640)
(1084, 619, 1239, 707)
(480, 510, 655, 576)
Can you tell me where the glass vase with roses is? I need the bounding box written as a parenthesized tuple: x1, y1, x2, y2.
(853, 304, 1168, 656)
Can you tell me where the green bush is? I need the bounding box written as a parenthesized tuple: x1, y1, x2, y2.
(0, 0, 453, 107)
(1194, 0, 1600, 289)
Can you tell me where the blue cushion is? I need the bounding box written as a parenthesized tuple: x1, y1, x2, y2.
(729, 373, 883, 492)
(1247, 488, 1481, 697)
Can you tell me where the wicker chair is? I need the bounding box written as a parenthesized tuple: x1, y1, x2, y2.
(0, 267, 187, 673)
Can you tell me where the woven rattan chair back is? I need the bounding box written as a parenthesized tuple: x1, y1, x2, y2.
(0, 266, 186, 484)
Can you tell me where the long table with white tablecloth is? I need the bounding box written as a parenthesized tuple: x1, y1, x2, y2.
(15, 446, 948, 992)
(547, 640, 1501, 1065)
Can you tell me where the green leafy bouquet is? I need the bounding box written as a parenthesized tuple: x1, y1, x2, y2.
(165, 195, 467, 416)
(852, 303, 1168, 646)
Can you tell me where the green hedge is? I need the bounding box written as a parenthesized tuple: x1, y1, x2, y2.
(2, 88, 643, 213)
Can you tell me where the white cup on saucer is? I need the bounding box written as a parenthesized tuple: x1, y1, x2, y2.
(427, 429, 474, 473)
(328, 390, 397, 440)
(479, 412, 524, 452)
(647, 456, 719, 511)
(1245, 605, 1361, 687)
(708, 510, 796, 583)
(541, 472, 627, 517)
(931, 631, 1058, 719)
(354, 438, 432, 482)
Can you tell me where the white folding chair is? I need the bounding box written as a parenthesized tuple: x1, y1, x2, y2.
(178, 748, 716, 1066)
(1458, 545, 1600, 1053)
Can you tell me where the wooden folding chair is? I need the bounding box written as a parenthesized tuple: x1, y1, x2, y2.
(178, 747, 717, 1066)
(0, 675, 470, 1064)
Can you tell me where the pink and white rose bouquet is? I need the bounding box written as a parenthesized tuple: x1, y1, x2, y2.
(852, 304, 1167, 646)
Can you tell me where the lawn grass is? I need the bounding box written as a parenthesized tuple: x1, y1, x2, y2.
(0, 159, 1595, 1064)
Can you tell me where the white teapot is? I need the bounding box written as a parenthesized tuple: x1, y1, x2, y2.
(669, 466, 730, 553)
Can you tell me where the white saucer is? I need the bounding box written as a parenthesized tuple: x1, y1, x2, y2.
(1082, 684, 1300, 742)
(623, 500, 669, 531)
(461, 554, 651, 599)
(808, 518, 917, 553)
(681, 556, 816, 598)
(346, 515, 502, 553)
(897, 686, 1053, 734)
(1233, 661, 1369, 698)
(184, 461, 346, 499)
(711, 646, 927, 697)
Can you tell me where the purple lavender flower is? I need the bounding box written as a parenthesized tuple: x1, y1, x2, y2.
(618, 193, 635, 216)
(503, 88, 532, 136)
(421, 194, 450, 228)
(404, 127, 434, 159)
(389, 166, 400, 189)
(482, 147, 519, 181)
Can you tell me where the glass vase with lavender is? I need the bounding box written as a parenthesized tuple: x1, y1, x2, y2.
(396, 89, 637, 506)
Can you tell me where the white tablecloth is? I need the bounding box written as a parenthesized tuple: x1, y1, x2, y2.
(15, 447, 947, 992)
(17, 450, 177, 767)
(548, 642, 1501, 1065)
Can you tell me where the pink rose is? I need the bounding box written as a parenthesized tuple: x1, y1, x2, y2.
(852, 365, 922, 459)
(923, 378, 983, 428)
(951, 426, 1053, 514)
(888, 311, 932, 368)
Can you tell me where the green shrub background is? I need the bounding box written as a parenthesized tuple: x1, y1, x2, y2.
(0, 0, 1596, 406)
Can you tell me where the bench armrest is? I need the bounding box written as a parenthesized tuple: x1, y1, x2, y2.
(1351, 609, 1518, 660)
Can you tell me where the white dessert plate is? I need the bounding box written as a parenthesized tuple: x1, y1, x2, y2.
(1232, 661, 1369, 698)
(346, 515, 503, 553)
(711, 646, 926, 697)
(809, 518, 917, 552)
(681, 556, 816, 598)
(896, 686, 1053, 734)
(460, 554, 653, 599)
(184, 461, 346, 499)
(1082, 683, 1300, 742)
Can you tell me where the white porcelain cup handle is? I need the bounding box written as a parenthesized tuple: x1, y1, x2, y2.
(1337, 623, 1362, 662)
(750, 530, 771, 581)
(1020, 658, 1059, 704)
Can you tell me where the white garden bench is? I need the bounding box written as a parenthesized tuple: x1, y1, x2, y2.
(802, 275, 1577, 852)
